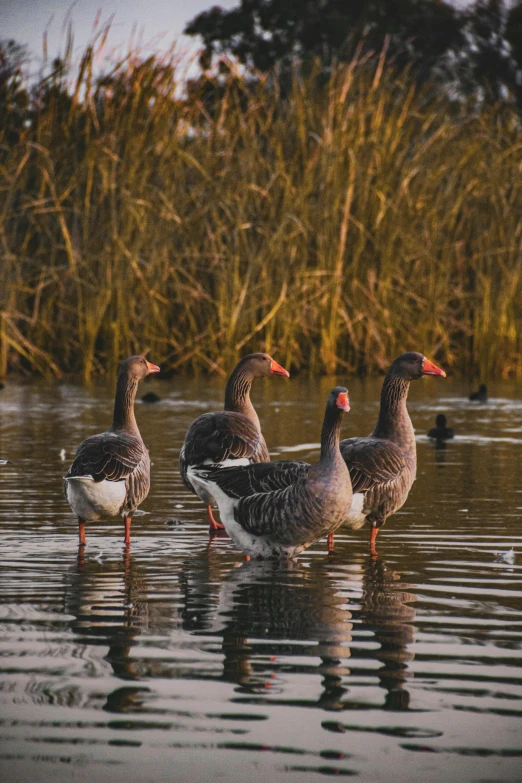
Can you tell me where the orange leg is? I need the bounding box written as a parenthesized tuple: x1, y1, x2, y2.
(78, 519, 86, 546)
(207, 505, 224, 532)
(124, 516, 132, 544)
(370, 526, 378, 557)
(327, 532, 335, 552)
(123, 542, 131, 570)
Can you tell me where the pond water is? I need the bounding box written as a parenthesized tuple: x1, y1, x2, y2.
(0, 374, 521, 783)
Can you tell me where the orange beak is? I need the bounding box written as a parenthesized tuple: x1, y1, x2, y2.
(336, 391, 350, 411)
(422, 358, 446, 377)
(270, 359, 290, 378)
(146, 361, 161, 374)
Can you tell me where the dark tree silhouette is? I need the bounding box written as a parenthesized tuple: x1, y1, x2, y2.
(185, 0, 522, 108)
(460, 0, 522, 108)
(185, 0, 464, 79)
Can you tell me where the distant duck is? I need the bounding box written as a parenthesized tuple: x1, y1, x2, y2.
(428, 414, 454, 440)
(469, 384, 487, 402)
(189, 387, 352, 559)
(179, 353, 289, 531)
(141, 391, 161, 403)
(64, 355, 160, 546)
(0, 458, 10, 465)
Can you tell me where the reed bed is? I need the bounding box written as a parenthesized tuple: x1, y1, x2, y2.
(1, 42, 522, 380)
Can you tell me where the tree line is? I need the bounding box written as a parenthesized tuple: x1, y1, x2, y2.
(185, 0, 522, 109)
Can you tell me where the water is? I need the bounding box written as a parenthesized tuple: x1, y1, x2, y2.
(1, 375, 522, 783)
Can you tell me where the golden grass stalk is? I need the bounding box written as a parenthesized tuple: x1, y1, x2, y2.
(1, 41, 522, 379)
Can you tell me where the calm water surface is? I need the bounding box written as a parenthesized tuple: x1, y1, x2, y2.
(0, 375, 521, 783)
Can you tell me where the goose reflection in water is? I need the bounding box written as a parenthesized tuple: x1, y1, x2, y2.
(64, 546, 150, 713)
(222, 560, 352, 705)
(179, 555, 353, 703)
(181, 549, 416, 712)
(61, 546, 416, 717)
(359, 557, 416, 711)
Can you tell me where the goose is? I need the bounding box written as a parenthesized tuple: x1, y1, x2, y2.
(338, 352, 446, 552)
(0, 459, 9, 465)
(469, 383, 487, 402)
(179, 353, 289, 531)
(64, 355, 160, 545)
(428, 414, 454, 440)
(189, 387, 352, 559)
(205, 353, 446, 553)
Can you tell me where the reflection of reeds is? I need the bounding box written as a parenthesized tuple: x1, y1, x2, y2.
(2, 43, 522, 379)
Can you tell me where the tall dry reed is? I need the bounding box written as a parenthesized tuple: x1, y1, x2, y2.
(1, 42, 522, 380)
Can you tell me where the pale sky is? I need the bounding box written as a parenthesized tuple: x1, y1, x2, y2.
(0, 0, 236, 67)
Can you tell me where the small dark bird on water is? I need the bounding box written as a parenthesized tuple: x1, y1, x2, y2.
(141, 391, 161, 403)
(428, 414, 454, 440)
(469, 384, 487, 402)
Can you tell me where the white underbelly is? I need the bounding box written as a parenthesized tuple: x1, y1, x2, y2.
(65, 476, 126, 521)
(226, 517, 307, 558)
(344, 492, 368, 529)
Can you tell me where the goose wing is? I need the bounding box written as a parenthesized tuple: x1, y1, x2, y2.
(196, 459, 309, 499)
(193, 462, 311, 541)
(180, 411, 269, 486)
(235, 477, 310, 538)
(66, 432, 145, 482)
(340, 437, 408, 496)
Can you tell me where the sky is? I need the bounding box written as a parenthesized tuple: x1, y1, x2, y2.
(0, 0, 236, 68)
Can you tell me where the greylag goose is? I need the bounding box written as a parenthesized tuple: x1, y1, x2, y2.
(428, 414, 454, 440)
(189, 387, 352, 558)
(198, 353, 445, 553)
(179, 353, 289, 531)
(64, 355, 160, 545)
(338, 352, 446, 553)
(469, 383, 487, 402)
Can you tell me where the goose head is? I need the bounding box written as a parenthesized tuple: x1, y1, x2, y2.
(235, 353, 290, 379)
(120, 355, 160, 380)
(391, 352, 446, 381)
(331, 386, 350, 412)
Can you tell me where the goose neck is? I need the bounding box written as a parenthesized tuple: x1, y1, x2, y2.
(320, 405, 343, 463)
(111, 372, 140, 435)
(224, 367, 259, 428)
(372, 371, 414, 447)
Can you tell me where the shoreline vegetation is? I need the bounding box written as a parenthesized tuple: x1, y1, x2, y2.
(1, 37, 522, 380)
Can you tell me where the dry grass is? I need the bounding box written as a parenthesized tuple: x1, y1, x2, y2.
(1, 43, 522, 380)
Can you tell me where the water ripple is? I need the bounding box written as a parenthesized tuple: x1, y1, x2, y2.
(1, 377, 522, 782)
